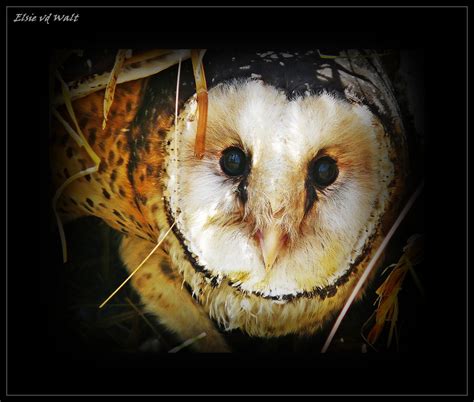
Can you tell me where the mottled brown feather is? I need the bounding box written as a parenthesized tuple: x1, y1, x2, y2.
(50, 79, 172, 242)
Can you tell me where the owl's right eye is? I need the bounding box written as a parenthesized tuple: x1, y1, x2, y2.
(220, 147, 248, 176)
(309, 156, 339, 187)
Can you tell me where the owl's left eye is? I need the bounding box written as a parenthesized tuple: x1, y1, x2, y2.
(220, 147, 248, 176)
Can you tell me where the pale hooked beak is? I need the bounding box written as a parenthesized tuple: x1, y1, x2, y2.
(256, 226, 287, 272)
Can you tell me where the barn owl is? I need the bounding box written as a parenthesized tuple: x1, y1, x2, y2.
(51, 49, 407, 352)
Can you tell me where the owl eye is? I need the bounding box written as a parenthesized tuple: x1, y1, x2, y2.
(220, 147, 248, 176)
(310, 156, 339, 187)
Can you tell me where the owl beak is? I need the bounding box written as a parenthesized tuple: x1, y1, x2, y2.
(257, 226, 286, 272)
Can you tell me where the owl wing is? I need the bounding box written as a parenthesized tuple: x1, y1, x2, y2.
(51, 78, 231, 351)
(51, 77, 173, 243)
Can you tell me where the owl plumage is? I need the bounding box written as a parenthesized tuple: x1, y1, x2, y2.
(51, 49, 407, 352)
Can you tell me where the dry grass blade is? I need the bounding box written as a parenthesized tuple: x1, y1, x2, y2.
(321, 183, 424, 353)
(102, 49, 128, 130)
(53, 49, 191, 105)
(317, 49, 392, 59)
(52, 165, 99, 262)
(125, 297, 162, 339)
(52, 71, 101, 262)
(96, 311, 138, 328)
(56, 71, 101, 166)
(386, 298, 399, 348)
(173, 57, 182, 178)
(191, 49, 208, 159)
(124, 49, 172, 65)
(99, 222, 176, 309)
(365, 234, 424, 347)
(51, 108, 84, 148)
(168, 332, 207, 353)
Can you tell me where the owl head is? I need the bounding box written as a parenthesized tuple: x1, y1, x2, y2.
(162, 77, 401, 336)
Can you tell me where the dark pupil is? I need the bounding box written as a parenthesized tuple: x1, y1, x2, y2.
(220, 147, 247, 176)
(311, 156, 338, 187)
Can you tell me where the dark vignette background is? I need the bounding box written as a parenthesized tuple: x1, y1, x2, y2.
(6, 6, 467, 396)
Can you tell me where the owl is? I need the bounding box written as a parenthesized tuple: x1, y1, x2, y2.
(50, 49, 408, 352)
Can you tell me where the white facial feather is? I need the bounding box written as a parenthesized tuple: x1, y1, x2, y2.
(165, 79, 393, 298)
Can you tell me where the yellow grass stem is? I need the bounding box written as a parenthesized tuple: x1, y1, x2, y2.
(191, 49, 208, 159)
(321, 182, 424, 353)
(53, 50, 191, 106)
(99, 222, 176, 309)
(56, 71, 101, 166)
(103, 49, 128, 130)
(317, 49, 392, 59)
(125, 297, 161, 338)
(52, 165, 99, 262)
(124, 49, 172, 65)
(364, 234, 424, 347)
(168, 332, 207, 353)
(52, 71, 102, 262)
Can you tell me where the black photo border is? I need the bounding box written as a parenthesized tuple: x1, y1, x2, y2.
(5, 5, 469, 397)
